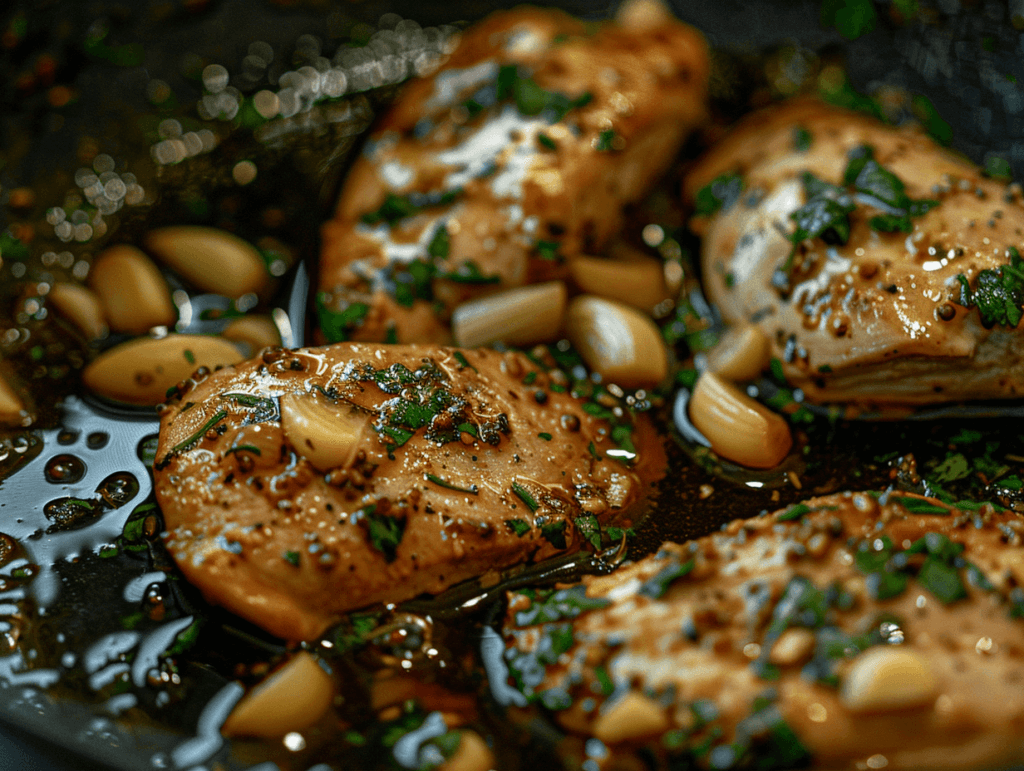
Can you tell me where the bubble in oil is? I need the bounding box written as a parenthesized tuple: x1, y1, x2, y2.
(57, 430, 79, 446)
(95, 472, 139, 509)
(43, 497, 104, 533)
(137, 434, 159, 468)
(44, 454, 87, 484)
(86, 432, 109, 450)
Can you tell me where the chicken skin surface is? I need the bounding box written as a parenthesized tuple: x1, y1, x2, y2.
(685, 98, 1024, 406)
(504, 490, 1024, 770)
(154, 343, 661, 641)
(318, 3, 709, 344)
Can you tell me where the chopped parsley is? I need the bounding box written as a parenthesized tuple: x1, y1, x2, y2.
(534, 239, 561, 261)
(693, 172, 744, 216)
(956, 247, 1024, 328)
(792, 125, 813, 152)
(359, 504, 406, 563)
(424, 473, 478, 495)
(537, 132, 557, 150)
(773, 147, 937, 292)
(283, 550, 300, 567)
(595, 129, 617, 152)
(505, 518, 532, 537)
(511, 482, 539, 512)
(317, 293, 371, 343)
(539, 520, 567, 548)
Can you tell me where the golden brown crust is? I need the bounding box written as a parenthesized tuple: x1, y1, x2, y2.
(154, 343, 663, 641)
(684, 97, 1024, 406)
(503, 490, 1024, 770)
(318, 6, 709, 344)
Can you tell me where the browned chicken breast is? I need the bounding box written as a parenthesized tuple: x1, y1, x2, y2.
(153, 343, 661, 641)
(503, 491, 1024, 770)
(684, 98, 1024, 406)
(318, 2, 709, 343)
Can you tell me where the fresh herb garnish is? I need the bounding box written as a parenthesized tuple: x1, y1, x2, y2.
(425, 472, 478, 495)
(595, 129, 617, 152)
(505, 519, 532, 537)
(539, 520, 567, 548)
(511, 481, 539, 511)
(792, 126, 813, 152)
(283, 550, 300, 566)
(537, 132, 557, 150)
(317, 294, 371, 343)
(534, 239, 561, 261)
(359, 504, 405, 562)
(693, 172, 744, 216)
(956, 246, 1024, 328)
(573, 514, 602, 550)
(159, 409, 228, 466)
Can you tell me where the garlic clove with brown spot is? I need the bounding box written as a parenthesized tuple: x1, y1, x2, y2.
(221, 652, 335, 738)
(280, 390, 371, 471)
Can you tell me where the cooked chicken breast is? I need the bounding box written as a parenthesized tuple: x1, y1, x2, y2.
(318, 3, 709, 343)
(503, 491, 1024, 770)
(684, 98, 1024, 405)
(153, 343, 661, 641)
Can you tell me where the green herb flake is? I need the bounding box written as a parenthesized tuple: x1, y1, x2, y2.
(425, 472, 478, 495)
(160, 409, 228, 465)
(535, 239, 561, 261)
(793, 126, 813, 152)
(453, 351, 473, 370)
(511, 482, 539, 512)
(427, 224, 450, 259)
(588, 441, 602, 460)
(956, 247, 1024, 329)
(317, 294, 371, 344)
(595, 129, 617, 152)
(638, 559, 694, 599)
(537, 132, 557, 150)
(505, 519, 532, 537)
(892, 496, 950, 515)
(283, 550, 300, 567)
(573, 514, 602, 550)
(539, 520, 568, 548)
(183, 349, 196, 365)
(538, 432, 552, 441)
(693, 172, 744, 216)
(360, 504, 406, 562)
(778, 503, 812, 522)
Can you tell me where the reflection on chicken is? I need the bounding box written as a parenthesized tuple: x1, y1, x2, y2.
(319, 3, 709, 344)
(685, 98, 1024, 406)
(153, 343, 662, 641)
(504, 491, 1024, 771)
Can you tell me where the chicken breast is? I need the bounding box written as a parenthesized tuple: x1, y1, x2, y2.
(684, 98, 1024, 406)
(503, 491, 1024, 770)
(318, 3, 709, 344)
(153, 343, 662, 641)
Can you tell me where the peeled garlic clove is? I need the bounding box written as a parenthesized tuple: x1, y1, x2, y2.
(281, 391, 371, 471)
(616, 0, 674, 29)
(568, 254, 669, 313)
(688, 371, 792, 468)
(89, 245, 176, 335)
(221, 315, 282, 356)
(221, 652, 335, 738)
(592, 692, 669, 744)
(841, 647, 938, 714)
(144, 226, 270, 299)
(82, 334, 244, 406)
(564, 295, 668, 389)
(451, 281, 566, 349)
(47, 283, 107, 341)
(704, 323, 771, 383)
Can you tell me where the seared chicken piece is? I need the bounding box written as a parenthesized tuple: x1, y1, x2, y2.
(318, 3, 709, 343)
(684, 98, 1024, 405)
(504, 491, 1024, 770)
(153, 343, 661, 641)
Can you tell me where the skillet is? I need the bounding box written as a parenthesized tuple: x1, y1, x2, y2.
(0, 1, 1022, 769)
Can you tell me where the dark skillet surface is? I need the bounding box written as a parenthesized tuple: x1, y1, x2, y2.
(0, 1, 1022, 770)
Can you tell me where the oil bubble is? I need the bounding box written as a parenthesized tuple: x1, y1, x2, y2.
(87, 432, 109, 450)
(96, 472, 139, 509)
(44, 454, 87, 484)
